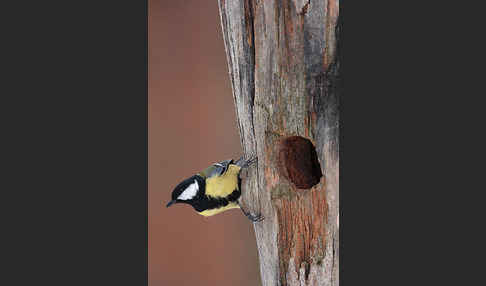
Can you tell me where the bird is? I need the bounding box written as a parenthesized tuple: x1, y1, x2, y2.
(166, 156, 263, 222)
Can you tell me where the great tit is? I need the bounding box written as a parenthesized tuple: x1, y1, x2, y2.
(166, 157, 263, 222)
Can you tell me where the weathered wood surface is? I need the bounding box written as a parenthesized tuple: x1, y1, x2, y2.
(218, 0, 340, 285)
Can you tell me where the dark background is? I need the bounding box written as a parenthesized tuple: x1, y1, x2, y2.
(149, 1, 260, 285)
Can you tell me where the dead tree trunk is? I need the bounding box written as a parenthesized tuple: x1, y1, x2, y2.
(218, 0, 340, 285)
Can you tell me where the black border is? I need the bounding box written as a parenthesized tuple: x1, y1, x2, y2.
(2, 1, 148, 285)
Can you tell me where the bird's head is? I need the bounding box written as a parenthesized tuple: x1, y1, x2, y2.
(166, 175, 204, 208)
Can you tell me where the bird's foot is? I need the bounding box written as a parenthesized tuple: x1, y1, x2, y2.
(236, 155, 257, 169)
(246, 212, 264, 222)
(244, 156, 257, 168)
(240, 204, 264, 222)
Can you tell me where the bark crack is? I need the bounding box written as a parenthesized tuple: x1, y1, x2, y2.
(243, 0, 262, 215)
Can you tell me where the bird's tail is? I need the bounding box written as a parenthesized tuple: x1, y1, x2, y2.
(235, 155, 257, 169)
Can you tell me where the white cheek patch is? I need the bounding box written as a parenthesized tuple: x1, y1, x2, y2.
(177, 180, 199, 200)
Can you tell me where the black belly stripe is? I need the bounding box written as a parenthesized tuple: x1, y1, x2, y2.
(187, 174, 243, 213)
(227, 188, 241, 202)
(192, 188, 241, 212)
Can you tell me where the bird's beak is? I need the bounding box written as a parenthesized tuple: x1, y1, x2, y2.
(166, 200, 176, 207)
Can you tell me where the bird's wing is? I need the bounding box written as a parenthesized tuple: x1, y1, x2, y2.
(199, 159, 234, 178)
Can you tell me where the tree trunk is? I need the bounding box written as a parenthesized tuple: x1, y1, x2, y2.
(217, 0, 341, 285)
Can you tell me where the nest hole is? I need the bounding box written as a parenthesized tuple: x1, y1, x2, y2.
(278, 136, 322, 189)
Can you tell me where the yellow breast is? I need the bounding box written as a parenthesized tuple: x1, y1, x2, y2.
(198, 203, 240, 217)
(204, 164, 241, 198)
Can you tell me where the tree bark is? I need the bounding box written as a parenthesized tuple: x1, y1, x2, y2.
(218, 1, 340, 285)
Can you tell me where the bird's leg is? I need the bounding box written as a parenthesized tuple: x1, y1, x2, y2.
(235, 155, 257, 169)
(244, 156, 257, 168)
(238, 201, 264, 222)
(236, 155, 262, 222)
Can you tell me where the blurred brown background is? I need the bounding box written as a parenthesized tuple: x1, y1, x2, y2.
(149, 1, 260, 285)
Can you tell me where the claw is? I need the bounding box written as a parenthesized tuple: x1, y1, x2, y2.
(236, 155, 257, 169)
(239, 203, 264, 222)
(245, 156, 257, 167)
(247, 213, 264, 222)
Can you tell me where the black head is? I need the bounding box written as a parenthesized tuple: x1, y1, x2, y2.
(166, 175, 205, 208)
